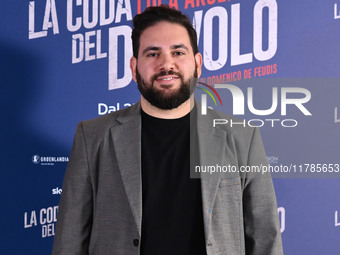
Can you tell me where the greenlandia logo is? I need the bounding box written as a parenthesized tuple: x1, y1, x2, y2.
(197, 83, 312, 128)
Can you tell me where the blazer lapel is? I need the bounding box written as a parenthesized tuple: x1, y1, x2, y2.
(196, 105, 227, 242)
(110, 103, 143, 236)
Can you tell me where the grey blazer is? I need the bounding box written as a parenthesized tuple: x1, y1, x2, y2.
(52, 101, 283, 255)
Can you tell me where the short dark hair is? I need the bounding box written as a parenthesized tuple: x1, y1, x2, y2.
(132, 5, 199, 58)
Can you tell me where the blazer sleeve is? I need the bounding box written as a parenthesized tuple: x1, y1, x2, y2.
(242, 127, 283, 255)
(52, 122, 93, 255)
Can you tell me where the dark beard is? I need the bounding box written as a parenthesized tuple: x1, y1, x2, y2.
(136, 68, 197, 110)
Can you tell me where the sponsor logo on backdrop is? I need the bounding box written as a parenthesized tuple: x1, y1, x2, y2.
(52, 187, 62, 195)
(335, 210, 340, 227)
(267, 156, 279, 164)
(32, 155, 40, 164)
(24, 206, 58, 238)
(98, 102, 134, 115)
(28, 0, 279, 90)
(335, 107, 340, 123)
(32, 155, 69, 166)
(278, 207, 285, 233)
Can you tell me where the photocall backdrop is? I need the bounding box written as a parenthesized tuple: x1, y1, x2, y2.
(1, 0, 340, 254)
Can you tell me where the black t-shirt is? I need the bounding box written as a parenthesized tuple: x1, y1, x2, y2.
(140, 108, 207, 255)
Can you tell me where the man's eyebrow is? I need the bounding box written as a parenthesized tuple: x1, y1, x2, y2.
(142, 46, 160, 55)
(141, 44, 190, 56)
(171, 44, 189, 51)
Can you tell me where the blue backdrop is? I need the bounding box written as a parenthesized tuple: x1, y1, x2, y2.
(1, 0, 339, 254)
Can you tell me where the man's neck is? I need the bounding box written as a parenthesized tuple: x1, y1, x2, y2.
(140, 96, 194, 119)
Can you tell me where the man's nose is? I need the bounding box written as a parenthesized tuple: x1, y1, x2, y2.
(158, 53, 174, 71)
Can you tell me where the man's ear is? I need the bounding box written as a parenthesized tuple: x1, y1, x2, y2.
(194, 52, 203, 78)
(130, 56, 137, 82)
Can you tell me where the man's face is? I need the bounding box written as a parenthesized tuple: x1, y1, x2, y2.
(130, 21, 202, 110)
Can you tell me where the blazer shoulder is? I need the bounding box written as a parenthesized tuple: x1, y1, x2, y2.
(77, 102, 141, 138)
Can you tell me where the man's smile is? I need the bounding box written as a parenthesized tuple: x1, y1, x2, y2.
(155, 75, 179, 85)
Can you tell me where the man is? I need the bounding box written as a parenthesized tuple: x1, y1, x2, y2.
(52, 6, 283, 255)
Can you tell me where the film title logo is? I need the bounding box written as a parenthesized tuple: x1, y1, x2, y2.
(199, 84, 312, 128)
(28, 0, 278, 90)
(24, 206, 58, 238)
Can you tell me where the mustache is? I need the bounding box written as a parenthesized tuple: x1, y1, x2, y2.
(152, 70, 183, 82)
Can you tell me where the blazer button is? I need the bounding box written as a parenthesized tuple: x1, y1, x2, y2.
(133, 239, 139, 247)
